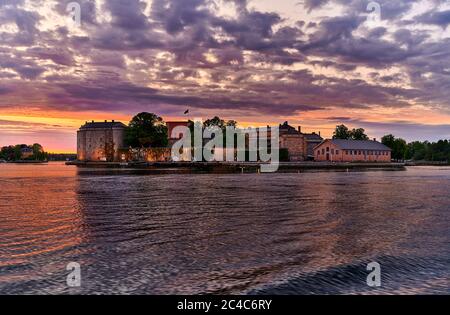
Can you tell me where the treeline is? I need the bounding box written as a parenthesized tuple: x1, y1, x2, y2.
(382, 135, 450, 162)
(124, 113, 238, 148)
(0, 144, 48, 161)
(332, 124, 370, 140)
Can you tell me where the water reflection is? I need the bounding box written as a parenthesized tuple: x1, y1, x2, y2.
(0, 163, 449, 294)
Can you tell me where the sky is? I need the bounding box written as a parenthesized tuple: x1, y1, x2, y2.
(1, 0, 450, 152)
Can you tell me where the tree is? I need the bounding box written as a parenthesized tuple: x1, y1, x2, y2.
(31, 143, 47, 160)
(204, 116, 225, 129)
(226, 120, 238, 128)
(350, 128, 369, 140)
(333, 125, 369, 140)
(382, 134, 407, 161)
(381, 134, 395, 149)
(125, 112, 168, 148)
(32, 143, 43, 155)
(333, 124, 351, 139)
(200, 116, 239, 148)
(0, 146, 17, 161)
(393, 138, 407, 161)
(13, 145, 22, 160)
(407, 141, 427, 160)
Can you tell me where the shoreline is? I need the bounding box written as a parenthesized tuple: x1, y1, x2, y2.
(1, 160, 48, 164)
(66, 160, 407, 173)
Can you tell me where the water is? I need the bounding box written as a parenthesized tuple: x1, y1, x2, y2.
(0, 162, 449, 294)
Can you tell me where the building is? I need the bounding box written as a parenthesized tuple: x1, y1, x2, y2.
(278, 122, 323, 161)
(77, 120, 127, 162)
(314, 139, 391, 162)
(75, 118, 327, 163)
(20, 146, 33, 159)
(304, 132, 323, 160)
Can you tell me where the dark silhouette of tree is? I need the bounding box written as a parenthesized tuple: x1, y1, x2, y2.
(333, 124, 351, 139)
(333, 125, 369, 140)
(381, 134, 395, 148)
(125, 112, 168, 148)
(350, 128, 369, 140)
(382, 134, 407, 161)
(0, 143, 47, 161)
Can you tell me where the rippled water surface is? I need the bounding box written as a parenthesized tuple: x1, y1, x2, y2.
(0, 162, 449, 294)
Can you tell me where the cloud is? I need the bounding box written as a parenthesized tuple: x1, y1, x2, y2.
(0, 0, 449, 131)
(417, 9, 450, 27)
(0, 119, 64, 129)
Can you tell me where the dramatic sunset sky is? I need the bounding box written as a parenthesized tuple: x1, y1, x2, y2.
(1, 0, 450, 152)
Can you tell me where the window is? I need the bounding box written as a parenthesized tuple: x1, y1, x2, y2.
(322, 149, 325, 154)
(336, 150, 339, 155)
(326, 147, 330, 152)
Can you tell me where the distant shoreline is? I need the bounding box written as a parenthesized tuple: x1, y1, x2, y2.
(1, 160, 48, 164)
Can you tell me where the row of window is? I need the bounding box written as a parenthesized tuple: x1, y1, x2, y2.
(317, 148, 389, 156)
(318, 148, 340, 155)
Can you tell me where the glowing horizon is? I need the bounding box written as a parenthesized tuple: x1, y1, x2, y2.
(2, 0, 450, 152)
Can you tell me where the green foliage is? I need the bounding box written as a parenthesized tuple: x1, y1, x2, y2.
(350, 128, 369, 140)
(14, 145, 22, 160)
(0, 143, 47, 161)
(204, 116, 225, 128)
(381, 134, 395, 148)
(332, 124, 369, 140)
(203, 116, 237, 129)
(187, 116, 239, 148)
(31, 143, 47, 160)
(382, 135, 450, 162)
(332, 124, 350, 139)
(382, 134, 407, 160)
(125, 112, 168, 148)
(408, 140, 450, 162)
(0, 146, 15, 160)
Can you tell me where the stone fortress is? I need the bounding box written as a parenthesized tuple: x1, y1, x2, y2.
(77, 120, 127, 162)
(75, 118, 393, 164)
(74, 118, 393, 164)
(76, 120, 324, 163)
